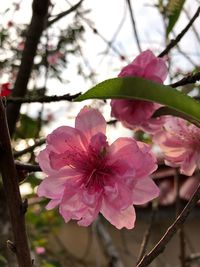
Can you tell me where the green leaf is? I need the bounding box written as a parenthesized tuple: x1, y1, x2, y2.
(76, 77, 200, 123)
(153, 107, 200, 127)
(166, 0, 185, 36)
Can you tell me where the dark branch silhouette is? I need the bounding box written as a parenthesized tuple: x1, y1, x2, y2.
(6, 0, 50, 136)
(0, 99, 33, 267)
(159, 6, 200, 57)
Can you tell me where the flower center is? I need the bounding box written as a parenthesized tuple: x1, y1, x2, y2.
(82, 152, 112, 191)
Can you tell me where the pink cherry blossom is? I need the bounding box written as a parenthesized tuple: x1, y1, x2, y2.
(154, 117, 200, 176)
(47, 51, 64, 65)
(37, 106, 159, 229)
(111, 50, 168, 133)
(35, 246, 46, 255)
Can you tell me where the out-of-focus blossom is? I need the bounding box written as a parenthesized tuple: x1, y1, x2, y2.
(18, 41, 25, 51)
(154, 117, 200, 176)
(35, 246, 46, 255)
(47, 51, 64, 65)
(111, 50, 168, 133)
(180, 176, 200, 200)
(0, 83, 11, 97)
(37, 106, 159, 229)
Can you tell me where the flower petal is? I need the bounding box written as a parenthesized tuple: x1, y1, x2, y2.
(180, 151, 198, 176)
(108, 138, 157, 179)
(47, 126, 87, 154)
(75, 106, 106, 141)
(144, 58, 168, 83)
(37, 169, 79, 199)
(37, 148, 56, 175)
(132, 177, 160, 205)
(60, 182, 101, 226)
(46, 199, 61, 210)
(101, 202, 136, 229)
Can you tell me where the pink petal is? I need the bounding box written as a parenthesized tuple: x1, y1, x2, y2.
(47, 126, 87, 154)
(101, 202, 136, 229)
(75, 106, 106, 141)
(89, 132, 108, 153)
(46, 199, 61, 210)
(180, 151, 198, 176)
(37, 148, 56, 175)
(103, 182, 133, 210)
(60, 184, 101, 226)
(37, 169, 79, 199)
(144, 58, 168, 82)
(108, 138, 157, 179)
(132, 177, 160, 205)
(132, 50, 155, 68)
(118, 64, 144, 77)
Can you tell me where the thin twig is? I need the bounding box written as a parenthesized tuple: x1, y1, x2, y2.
(95, 217, 125, 267)
(170, 71, 200, 88)
(5, 69, 200, 105)
(183, 7, 200, 44)
(15, 162, 41, 172)
(126, 0, 142, 52)
(175, 170, 186, 267)
(136, 182, 200, 267)
(159, 6, 200, 57)
(185, 253, 200, 263)
(0, 98, 32, 267)
(136, 203, 158, 264)
(47, 0, 83, 27)
(14, 138, 45, 158)
(7, 93, 81, 104)
(66, 0, 128, 62)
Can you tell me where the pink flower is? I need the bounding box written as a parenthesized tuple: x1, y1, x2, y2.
(18, 41, 25, 51)
(154, 117, 200, 176)
(35, 246, 46, 255)
(47, 51, 64, 65)
(111, 50, 168, 133)
(37, 106, 159, 229)
(0, 83, 11, 97)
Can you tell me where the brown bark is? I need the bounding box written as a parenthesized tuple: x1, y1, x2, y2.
(6, 0, 50, 136)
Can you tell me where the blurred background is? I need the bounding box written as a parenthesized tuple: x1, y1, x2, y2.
(0, 0, 200, 266)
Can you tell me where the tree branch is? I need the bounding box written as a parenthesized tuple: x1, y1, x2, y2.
(5, 69, 200, 106)
(0, 98, 32, 267)
(159, 6, 200, 57)
(6, 0, 50, 137)
(7, 93, 81, 104)
(95, 217, 125, 267)
(170, 71, 200, 88)
(15, 162, 41, 173)
(47, 0, 83, 27)
(136, 182, 200, 267)
(126, 0, 142, 53)
(14, 138, 45, 158)
(136, 204, 158, 264)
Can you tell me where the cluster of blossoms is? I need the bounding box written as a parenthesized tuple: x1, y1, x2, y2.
(37, 50, 199, 229)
